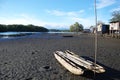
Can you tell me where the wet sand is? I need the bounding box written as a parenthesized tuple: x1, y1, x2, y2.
(0, 33, 120, 80)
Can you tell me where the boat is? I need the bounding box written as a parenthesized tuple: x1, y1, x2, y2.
(65, 50, 105, 73)
(54, 0, 105, 76)
(54, 51, 84, 75)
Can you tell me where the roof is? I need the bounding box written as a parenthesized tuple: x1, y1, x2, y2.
(110, 21, 120, 23)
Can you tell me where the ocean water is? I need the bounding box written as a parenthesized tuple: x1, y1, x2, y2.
(0, 32, 36, 39)
(0, 32, 80, 41)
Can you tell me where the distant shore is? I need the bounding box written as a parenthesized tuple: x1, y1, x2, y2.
(0, 33, 120, 80)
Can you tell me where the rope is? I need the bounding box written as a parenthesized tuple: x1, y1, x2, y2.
(94, 0, 98, 79)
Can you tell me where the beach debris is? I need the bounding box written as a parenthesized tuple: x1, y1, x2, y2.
(31, 52, 35, 55)
(43, 66, 51, 70)
(53, 71, 59, 74)
(39, 65, 52, 72)
(25, 77, 33, 80)
(26, 77, 37, 80)
(2, 49, 7, 52)
(4, 62, 8, 64)
(62, 35, 73, 37)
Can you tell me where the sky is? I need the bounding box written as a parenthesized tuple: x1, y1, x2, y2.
(0, 0, 120, 29)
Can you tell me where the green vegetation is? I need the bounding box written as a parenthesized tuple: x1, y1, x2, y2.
(110, 10, 120, 22)
(0, 24, 49, 32)
(70, 22, 83, 32)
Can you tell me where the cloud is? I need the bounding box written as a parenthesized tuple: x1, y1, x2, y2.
(96, 0, 116, 9)
(0, 13, 95, 29)
(110, 6, 120, 12)
(46, 10, 65, 16)
(46, 10, 84, 17)
(44, 23, 70, 29)
(0, 14, 48, 27)
(0, 12, 95, 29)
(71, 17, 95, 28)
(44, 16, 96, 29)
(0, 14, 70, 29)
(45, 9, 96, 28)
(0, 14, 45, 26)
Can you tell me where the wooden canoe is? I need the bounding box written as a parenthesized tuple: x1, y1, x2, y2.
(54, 51, 84, 75)
(65, 50, 105, 73)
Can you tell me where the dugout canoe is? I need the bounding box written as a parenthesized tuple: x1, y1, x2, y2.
(65, 50, 105, 73)
(54, 51, 84, 75)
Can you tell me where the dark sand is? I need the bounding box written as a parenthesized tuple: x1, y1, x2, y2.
(0, 33, 120, 80)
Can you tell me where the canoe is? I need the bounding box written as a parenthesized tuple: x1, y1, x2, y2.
(65, 50, 105, 73)
(54, 51, 84, 75)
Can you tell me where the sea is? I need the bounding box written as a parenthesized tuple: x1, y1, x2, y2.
(0, 32, 76, 41)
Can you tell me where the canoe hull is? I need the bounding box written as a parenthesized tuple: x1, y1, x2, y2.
(54, 52, 84, 75)
(65, 50, 105, 73)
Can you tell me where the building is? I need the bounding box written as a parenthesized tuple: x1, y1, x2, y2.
(83, 29, 90, 33)
(110, 21, 120, 33)
(97, 24, 109, 34)
(89, 25, 97, 33)
(97, 24, 102, 32)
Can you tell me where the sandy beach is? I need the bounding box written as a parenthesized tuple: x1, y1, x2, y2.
(0, 33, 120, 80)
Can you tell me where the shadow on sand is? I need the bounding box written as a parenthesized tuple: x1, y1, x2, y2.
(81, 56, 120, 80)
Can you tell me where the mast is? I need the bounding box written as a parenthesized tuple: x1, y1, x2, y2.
(94, 0, 97, 78)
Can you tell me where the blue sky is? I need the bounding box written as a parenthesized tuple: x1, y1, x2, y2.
(0, 0, 120, 29)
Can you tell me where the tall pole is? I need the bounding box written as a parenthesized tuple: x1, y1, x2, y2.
(94, 0, 97, 79)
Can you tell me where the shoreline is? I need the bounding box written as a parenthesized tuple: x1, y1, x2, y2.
(0, 33, 120, 80)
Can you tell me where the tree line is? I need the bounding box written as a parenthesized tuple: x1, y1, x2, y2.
(110, 10, 120, 22)
(70, 22, 84, 32)
(0, 24, 49, 32)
